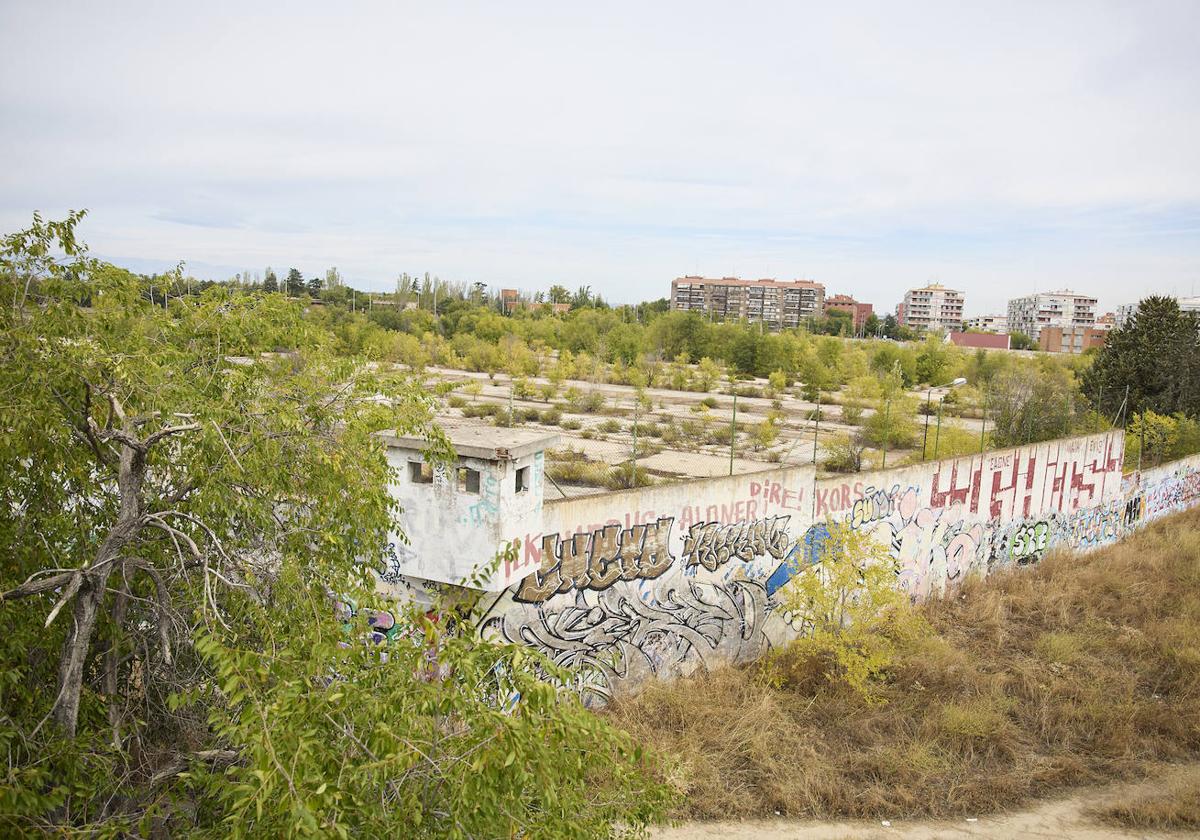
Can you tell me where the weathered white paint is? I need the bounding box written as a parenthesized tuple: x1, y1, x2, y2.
(381, 428, 555, 591)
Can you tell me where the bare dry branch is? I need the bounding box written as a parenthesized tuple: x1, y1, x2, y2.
(150, 749, 240, 786)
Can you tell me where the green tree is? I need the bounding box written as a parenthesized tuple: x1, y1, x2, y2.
(0, 215, 669, 836)
(285, 267, 305, 297)
(1009, 331, 1035, 350)
(1083, 296, 1200, 421)
(306, 273, 322, 296)
(987, 363, 1078, 447)
(695, 356, 722, 392)
(547, 284, 570, 304)
(263, 266, 279, 293)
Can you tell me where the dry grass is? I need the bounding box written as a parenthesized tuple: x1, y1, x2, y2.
(1093, 765, 1200, 830)
(605, 507, 1200, 821)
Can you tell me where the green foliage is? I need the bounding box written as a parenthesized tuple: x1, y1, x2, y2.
(987, 362, 1081, 448)
(863, 394, 919, 449)
(1126, 411, 1200, 468)
(823, 432, 865, 473)
(1084, 296, 1200, 421)
(775, 521, 928, 702)
(0, 215, 670, 837)
(1009, 331, 1035, 350)
(191, 581, 670, 838)
(920, 420, 981, 461)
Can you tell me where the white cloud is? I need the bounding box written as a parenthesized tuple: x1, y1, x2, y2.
(2, 0, 1198, 313)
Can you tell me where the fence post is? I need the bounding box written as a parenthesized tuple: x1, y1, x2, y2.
(728, 390, 737, 476)
(631, 394, 639, 488)
(980, 392, 988, 455)
(881, 398, 891, 469)
(812, 390, 821, 464)
(934, 402, 944, 460)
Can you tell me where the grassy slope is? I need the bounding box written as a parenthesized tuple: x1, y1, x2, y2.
(607, 507, 1200, 821)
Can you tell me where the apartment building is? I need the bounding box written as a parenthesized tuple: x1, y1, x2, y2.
(1115, 303, 1136, 328)
(897, 284, 965, 332)
(1007, 290, 1097, 341)
(825, 294, 874, 333)
(1038, 325, 1107, 355)
(963, 314, 1009, 334)
(670, 276, 825, 329)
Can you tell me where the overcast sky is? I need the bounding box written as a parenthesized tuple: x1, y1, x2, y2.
(2, 1, 1198, 315)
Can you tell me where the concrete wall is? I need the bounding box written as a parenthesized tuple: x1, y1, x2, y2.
(479, 465, 816, 704)
(388, 428, 1200, 704)
(383, 447, 545, 592)
(809, 431, 1126, 602)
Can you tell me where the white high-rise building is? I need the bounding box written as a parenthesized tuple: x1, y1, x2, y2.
(897, 284, 964, 332)
(1006, 291, 1097, 342)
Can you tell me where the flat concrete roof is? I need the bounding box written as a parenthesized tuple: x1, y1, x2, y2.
(380, 425, 559, 461)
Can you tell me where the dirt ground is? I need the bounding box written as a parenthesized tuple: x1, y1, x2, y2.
(653, 764, 1197, 840)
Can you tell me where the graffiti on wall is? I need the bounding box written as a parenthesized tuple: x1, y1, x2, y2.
(396, 435, 1200, 705)
(682, 516, 791, 571)
(514, 517, 677, 603)
(488, 577, 771, 705)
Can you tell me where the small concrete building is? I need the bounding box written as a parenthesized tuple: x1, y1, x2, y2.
(379, 426, 558, 592)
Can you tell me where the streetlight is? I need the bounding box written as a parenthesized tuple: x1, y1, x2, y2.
(923, 377, 967, 462)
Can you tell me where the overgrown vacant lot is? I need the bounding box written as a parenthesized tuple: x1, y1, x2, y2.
(607, 507, 1200, 822)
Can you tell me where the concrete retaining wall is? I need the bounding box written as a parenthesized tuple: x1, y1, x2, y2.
(463, 429, 1200, 703)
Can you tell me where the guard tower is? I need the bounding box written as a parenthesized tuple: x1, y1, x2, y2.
(378, 426, 558, 592)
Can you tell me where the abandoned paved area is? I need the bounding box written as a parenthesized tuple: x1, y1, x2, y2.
(654, 764, 1195, 840)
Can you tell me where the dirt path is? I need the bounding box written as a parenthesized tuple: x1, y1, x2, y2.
(654, 765, 1194, 839)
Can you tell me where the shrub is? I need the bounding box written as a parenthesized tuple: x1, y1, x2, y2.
(700, 396, 720, 409)
(539, 408, 563, 426)
(823, 432, 865, 473)
(448, 395, 467, 408)
(598, 418, 622, 434)
(561, 418, 582, 430)
(775, 520, 929, 702)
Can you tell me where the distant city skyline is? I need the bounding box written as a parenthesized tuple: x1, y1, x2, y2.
(2, 2, 1199, 316)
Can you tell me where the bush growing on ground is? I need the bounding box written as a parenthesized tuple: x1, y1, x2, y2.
(823, 432, 866, 473)
(772, 521, 928, 702)
(918, 421, 980, 461)
(607, 508, 1200, 822)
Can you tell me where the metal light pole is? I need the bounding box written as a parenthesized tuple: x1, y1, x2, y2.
(922, 377, 967, 461)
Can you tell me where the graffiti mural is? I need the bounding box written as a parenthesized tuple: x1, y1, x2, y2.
(488, 578, 771, 706)
(513, 517, 676, 603)
(682, 516, 791, 571)
(372, 432, 1200, 704)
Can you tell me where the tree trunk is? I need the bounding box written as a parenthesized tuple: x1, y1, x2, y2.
(52, 440, 145, 737)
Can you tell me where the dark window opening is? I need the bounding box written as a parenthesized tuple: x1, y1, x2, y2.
(409, 461, 433, 484)
(515, 466, 529, 493)
(458, 466, 481, 494)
